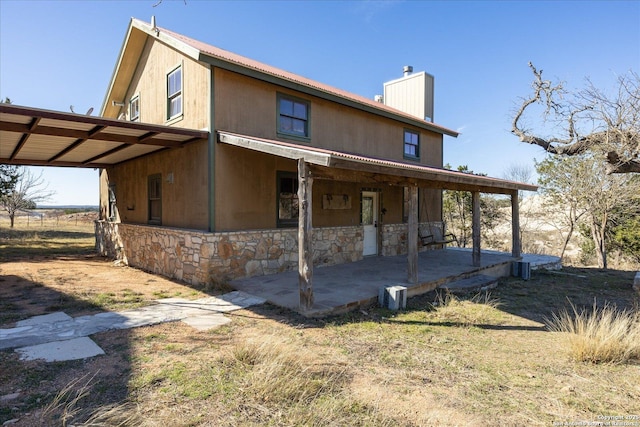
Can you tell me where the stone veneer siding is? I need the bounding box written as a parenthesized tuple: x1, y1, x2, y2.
(95, 221, 445, 286)
(381, 222, 446, 256)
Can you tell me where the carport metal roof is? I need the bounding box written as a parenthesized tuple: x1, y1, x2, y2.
(0, 104, 209, 168)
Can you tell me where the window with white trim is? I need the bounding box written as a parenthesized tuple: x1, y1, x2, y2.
(167, 66, 182, 119)
(130, 95, 140, 122)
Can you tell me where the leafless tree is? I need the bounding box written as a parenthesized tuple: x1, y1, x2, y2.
(512, 63, 639, 174)
(1, 167, 55, 228)
(536, 154, 640, 269)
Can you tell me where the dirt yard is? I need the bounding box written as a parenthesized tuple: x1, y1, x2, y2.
(0, 255, 212, 325)
(1, 214, 639, 426)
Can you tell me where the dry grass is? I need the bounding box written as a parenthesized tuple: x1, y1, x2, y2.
(2, 220, 640, 426)
(124, 333, 397, 427)
(546, 301, 640, 364)
(430, 290, 503, 326)
(0, 211, 96, 261)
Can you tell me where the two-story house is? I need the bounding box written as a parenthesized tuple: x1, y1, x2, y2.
(0, 17, 536, 313)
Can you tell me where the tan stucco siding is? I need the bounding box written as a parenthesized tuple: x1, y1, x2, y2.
(214, 144, 412, 231)
(117, 38, 210, 130)
(214, 145, 289, 230)
(213, 68, 443, 167)
(213, 68, 445, 231)
(103, 140, 209, 230)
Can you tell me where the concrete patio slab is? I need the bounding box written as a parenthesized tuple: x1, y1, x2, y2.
(230, 249, 563, 316)
(16, 337, 105, 362)
(230, 248, 525, 316)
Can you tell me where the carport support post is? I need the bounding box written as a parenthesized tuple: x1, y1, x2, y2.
(407, 186, 418, 284)
(298, 159, 314, 311)
(472, 191, 481, 267)
(511, 190, 521, 258)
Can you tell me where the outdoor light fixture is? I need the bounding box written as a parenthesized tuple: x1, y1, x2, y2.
(112, 101, 125, 107)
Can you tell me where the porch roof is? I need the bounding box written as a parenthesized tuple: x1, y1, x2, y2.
(217, 131, 538, 195)
(0, 104, 209, 168)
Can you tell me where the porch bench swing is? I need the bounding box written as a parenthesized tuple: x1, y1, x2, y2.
(419, 229, 458, 247)
(417, 196, 458, 247)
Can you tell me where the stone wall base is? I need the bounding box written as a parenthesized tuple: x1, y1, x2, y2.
(95, 221, 446, 285)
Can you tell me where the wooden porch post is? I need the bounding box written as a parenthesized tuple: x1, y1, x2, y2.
(407, 186, 418, 284)
(298, 159, 314, 311)
(511, 190, 521, 258)
(472, 191, 481, 267)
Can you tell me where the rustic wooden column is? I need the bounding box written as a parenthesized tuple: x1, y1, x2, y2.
(298, 159, 314, 311)
(407, 186, 418, 284)
(511, 190, 521, 258)
(472, 191, 481, 267)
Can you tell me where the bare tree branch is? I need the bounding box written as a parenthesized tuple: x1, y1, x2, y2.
(0, 168, 55, 227)
(512, 63, 640, 174)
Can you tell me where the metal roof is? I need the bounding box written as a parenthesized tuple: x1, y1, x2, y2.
(217, 131, 538, 194)
(0, 104, 209, 168)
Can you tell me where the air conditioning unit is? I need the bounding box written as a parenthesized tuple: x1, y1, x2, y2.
(511, 261, 531, 280)
(379, 285, 407, 310)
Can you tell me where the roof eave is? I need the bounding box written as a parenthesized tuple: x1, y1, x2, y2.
(100, 19, 136, 117)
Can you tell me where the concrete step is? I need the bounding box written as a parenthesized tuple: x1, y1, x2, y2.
(439, 274, 498, 294)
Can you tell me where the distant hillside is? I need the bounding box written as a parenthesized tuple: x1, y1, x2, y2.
(37, 205, 98, 210)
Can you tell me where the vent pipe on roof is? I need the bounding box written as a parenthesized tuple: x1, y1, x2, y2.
(403, 65, 413, 77)
(151, 15, 159, 35)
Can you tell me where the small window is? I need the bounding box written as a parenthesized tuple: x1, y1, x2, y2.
(108, 184, 117, 221)
(277, 171, 298, 227)
(148, 174, 162, 225)
(130, 96, 140, 122)
(167, 66, 182, 119)
(404, 129, 420, 160)
(277, 94, 309, 139)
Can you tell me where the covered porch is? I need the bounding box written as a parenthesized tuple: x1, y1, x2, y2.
(231, 248, 522, 317)
(218, 132, 538, 315)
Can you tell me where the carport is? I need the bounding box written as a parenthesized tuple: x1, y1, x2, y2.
(0, 104, 208, 168)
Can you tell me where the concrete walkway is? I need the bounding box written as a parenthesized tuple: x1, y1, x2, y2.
(0, 291, 265, 362)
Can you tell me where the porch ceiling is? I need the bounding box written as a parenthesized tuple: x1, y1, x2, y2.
(217, 131, 538, 194)
(0, 104, 209, 168)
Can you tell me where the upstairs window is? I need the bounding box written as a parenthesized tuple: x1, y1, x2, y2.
(148, 174, 162, 225)
(167, 66, 182, 119)
(404, 129, 420, 160)
(278, 94, 309, 140)
(277, 171, 298, 227)
(130, 95, 140, 122)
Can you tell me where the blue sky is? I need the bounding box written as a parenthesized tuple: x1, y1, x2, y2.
(1, 0, 638, 205)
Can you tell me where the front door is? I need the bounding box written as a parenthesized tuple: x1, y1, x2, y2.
(362, 191, 378, 256)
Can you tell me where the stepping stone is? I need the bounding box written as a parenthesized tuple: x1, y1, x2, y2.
(440, 274, 498, 294)
(16, 337, 105, 362)
(181, 314, 232, 331)
(16, 312, 72, 327)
